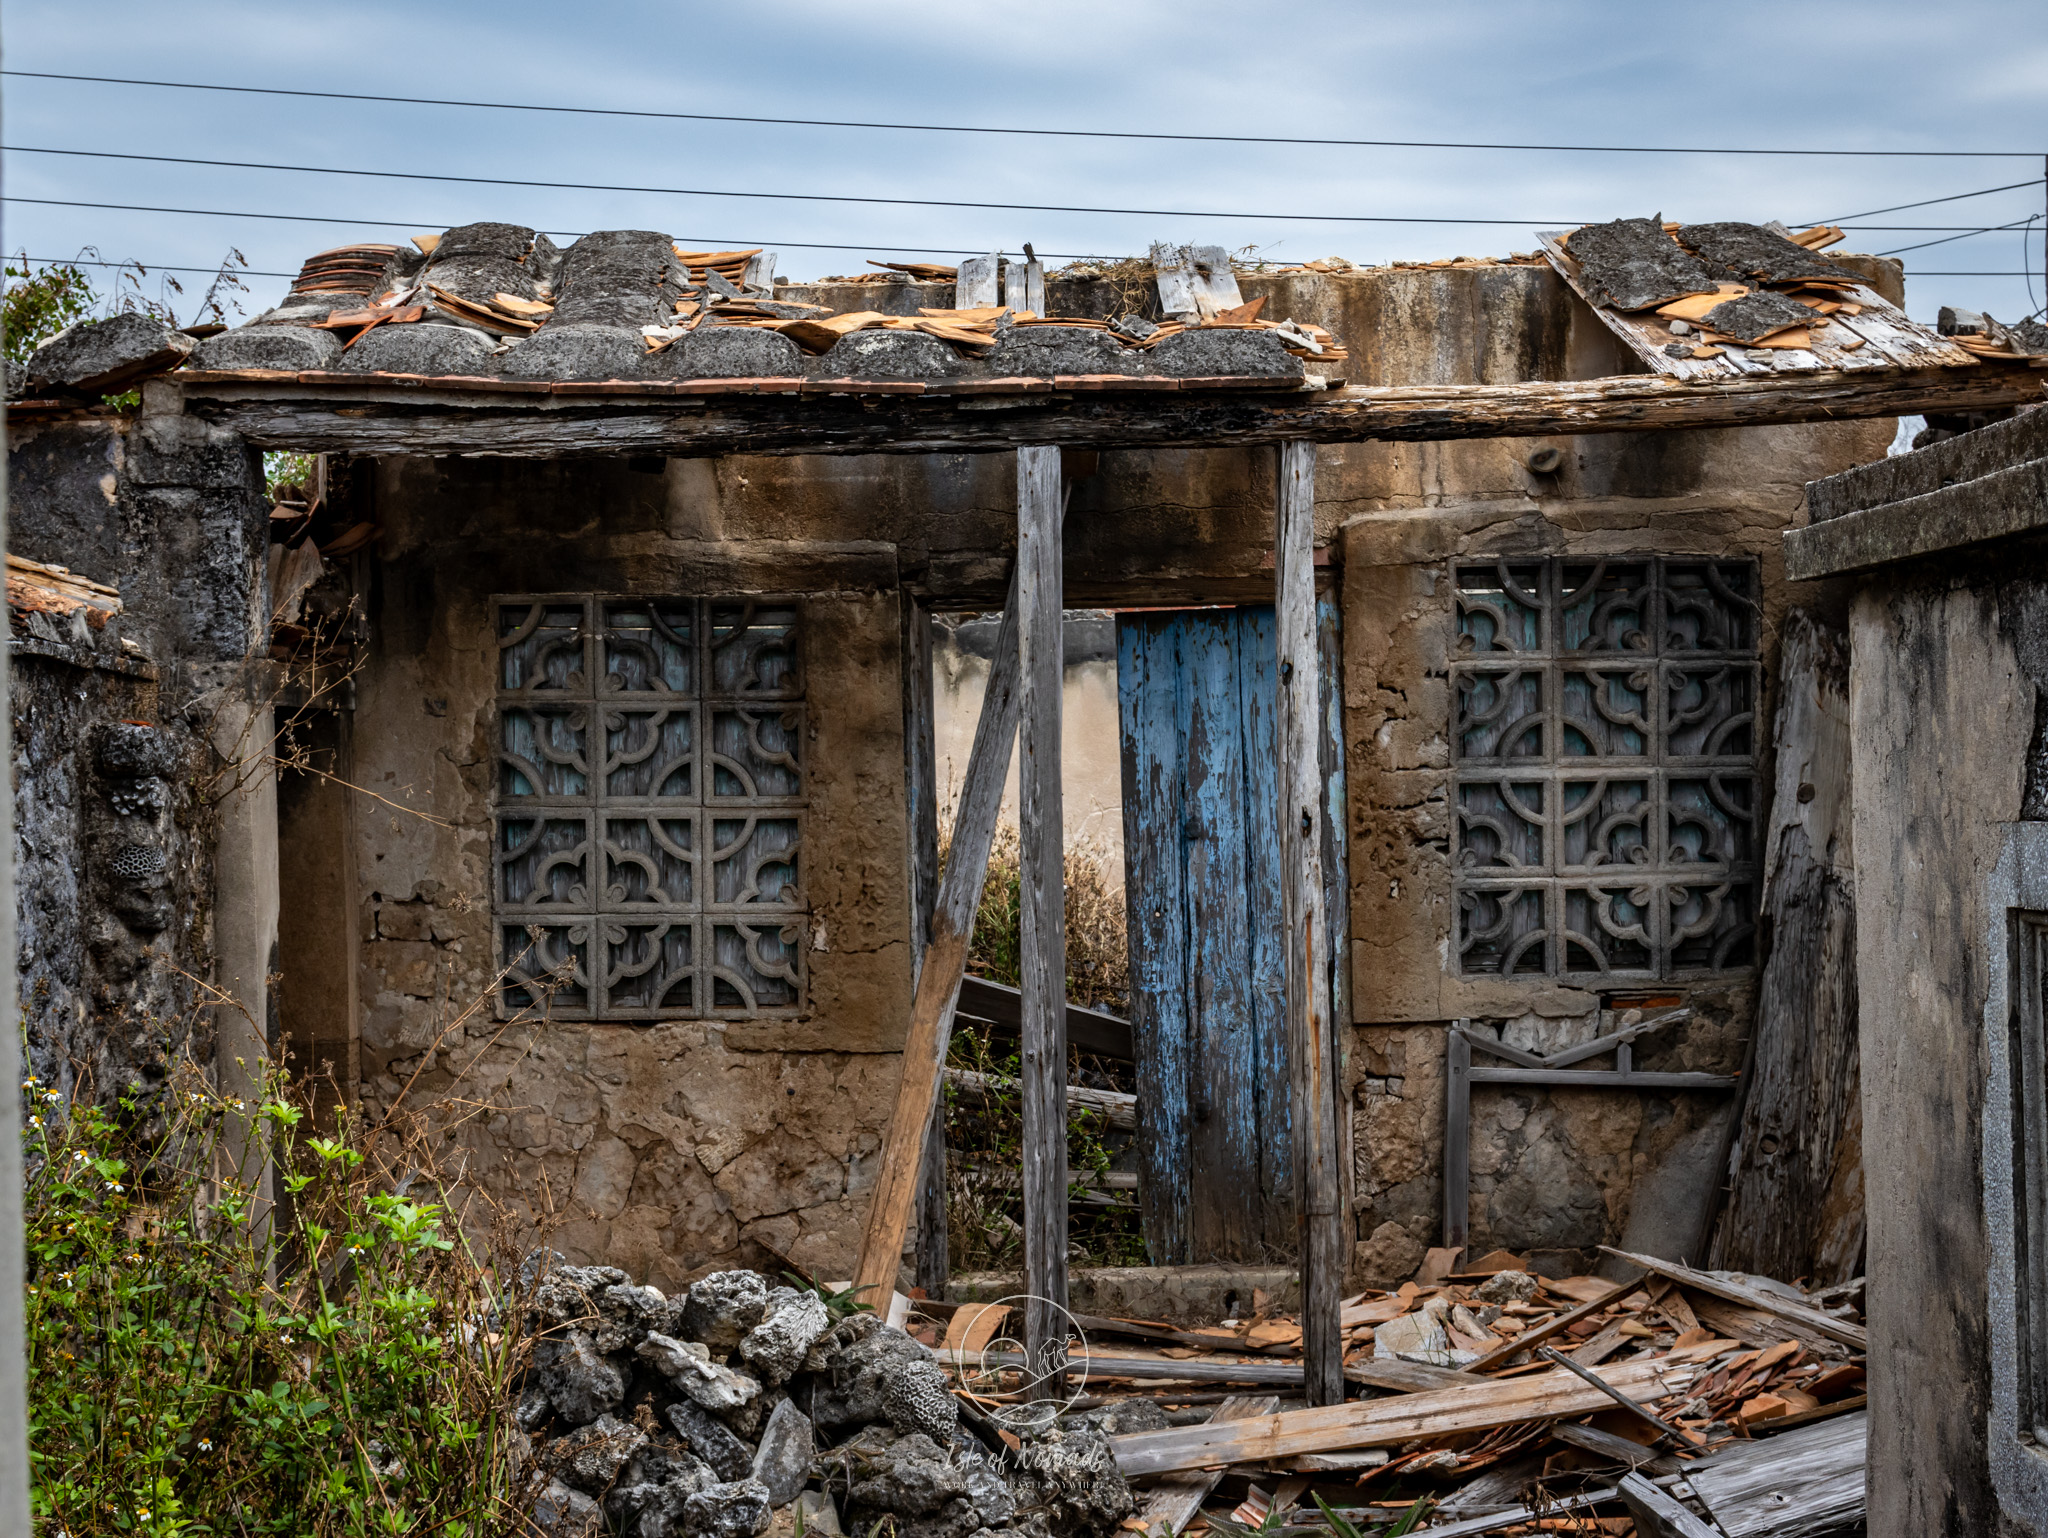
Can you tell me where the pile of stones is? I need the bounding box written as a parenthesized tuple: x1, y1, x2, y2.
(516, 1255, 1137, 1538)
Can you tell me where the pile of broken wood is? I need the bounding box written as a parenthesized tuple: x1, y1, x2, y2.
(909, 1247, 1866, 1536)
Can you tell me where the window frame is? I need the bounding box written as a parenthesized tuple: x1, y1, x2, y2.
(491, 592, 809, 1023)
(1449, 555, 1761, 981)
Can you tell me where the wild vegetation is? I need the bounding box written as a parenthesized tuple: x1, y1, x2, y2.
(22, 1057, 534, 1537)
(945, 828, 1144, 1272)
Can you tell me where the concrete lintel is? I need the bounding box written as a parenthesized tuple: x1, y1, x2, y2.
(1785, 456, 2048, 581)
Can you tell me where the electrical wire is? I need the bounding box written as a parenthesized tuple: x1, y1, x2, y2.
(0, 196, 1095, 260)
(0, 144, 1608, 226)
(11, 254, 298, 279)
(1881, 217, 2042, 257)
(7, 69, 2036, 158)
(5, 144, 2038, 236)
(1812, 178, 2047, 223)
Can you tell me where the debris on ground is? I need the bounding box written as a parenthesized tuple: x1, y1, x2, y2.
(890, 1246, 1868, 1536)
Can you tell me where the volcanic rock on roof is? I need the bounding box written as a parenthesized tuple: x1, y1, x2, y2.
(1675, 222, 1867, 287)
(1565, 216, 1720, 312)
(1699, 290, 1818, 344)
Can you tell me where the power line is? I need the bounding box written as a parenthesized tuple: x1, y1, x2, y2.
(1881, 217, 2041, 257)
(0, 143, 1608, 226)
(6, 69, 2036, 159)
(10, 254, 298, 278)
(0, 196, 1093, 260)
(4, 144, 2038, 235)
(1814, 178, 2046, 223)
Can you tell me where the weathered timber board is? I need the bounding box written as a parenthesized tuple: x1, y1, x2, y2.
(1685, 1409, 1866, 1538)
(1537, 231, 1980, 381)
(1710, 611, 1861, 1285)
(172, 367, 2044, 457)
(1106, 1357, 1700, 1476)
(1136, 1396, 1280, 1537)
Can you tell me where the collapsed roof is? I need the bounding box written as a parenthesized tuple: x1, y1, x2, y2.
(188, 224, 1348, 390)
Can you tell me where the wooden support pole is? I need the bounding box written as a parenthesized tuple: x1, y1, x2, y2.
(901, 597, 950, 1296)
(853, 574, 1024, 1304)
(1275, 440, 1344, 1408)
(1445, 1025, 1472, 1255)
(1016, 443, 1069, 1398)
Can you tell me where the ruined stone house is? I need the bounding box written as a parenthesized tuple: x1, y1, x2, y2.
(6, 219, 2022, 1331)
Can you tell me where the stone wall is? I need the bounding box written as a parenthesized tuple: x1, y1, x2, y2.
(7, 410, 268, 1112)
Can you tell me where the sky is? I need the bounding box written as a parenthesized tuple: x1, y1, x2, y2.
(2, 0, 2043, 327)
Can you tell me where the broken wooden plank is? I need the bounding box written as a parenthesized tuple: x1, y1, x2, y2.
(1017, 443, 1068, 1399)
(1552, 1421, 1682, 1473)
(1409, 1489, 1621, 1538)
(1276, 439, 1343, 1410)
(942, 1067, 1137, 1130)
(952, 975, 1134, 1062)
(1468, 1068, 1736, 1091)
(1684, 1409, 1866, 1538)
(1535, 1346, 1687, 1447)
(1618, 1472, 1722, 1538)
(955, 253, 1000, 309)
(178, 364, 2047, 459)
(986, 1351, 1307, 1387)
(1345, 1357, 1488, 1394)
(852, 569, 1024, 1304)
(1464, 1271, 1645, 1373)
(1134, 1395, 1280, 1537)
(1106, 1357, 1701, 1477)
(1600, 1249, 1866, 1349)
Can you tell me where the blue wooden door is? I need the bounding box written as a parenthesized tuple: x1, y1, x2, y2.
(1118, 603, 1345, 1265)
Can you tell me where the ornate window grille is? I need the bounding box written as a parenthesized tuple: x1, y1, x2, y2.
(494, 595, 805, 1020)
(1451, 557, 1758, 979)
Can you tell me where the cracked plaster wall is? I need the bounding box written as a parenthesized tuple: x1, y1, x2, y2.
(312, 260, 1902, 1290)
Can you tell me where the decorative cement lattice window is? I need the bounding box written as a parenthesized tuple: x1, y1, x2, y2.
(494, 595, 805, 1020)
(1451, 557, 1759, 978)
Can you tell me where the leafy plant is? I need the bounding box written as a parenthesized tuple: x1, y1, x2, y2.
(788, 1275, 876, 1323)
(3, 257, 96, 365)
(23, 1054, 534, 1537)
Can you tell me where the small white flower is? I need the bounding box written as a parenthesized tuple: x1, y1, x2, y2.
(28, 1116, 42, 1128)
(197, 1438, 212, 1452)
(72, 1151, 88, 1163)
(106, 1181, 124, 1193)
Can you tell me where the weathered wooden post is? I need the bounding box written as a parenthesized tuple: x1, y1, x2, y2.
(1016, 444, 1070, 1397)
(1276, 440, 1346, 1406)
(853, 579, 1024, 1307)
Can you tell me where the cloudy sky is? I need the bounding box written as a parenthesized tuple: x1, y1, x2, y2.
(4, 0, 2042, 325)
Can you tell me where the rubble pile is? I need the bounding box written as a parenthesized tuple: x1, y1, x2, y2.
(514, 1254, 1135, 1538)
(909, 1247, 1868, 1535)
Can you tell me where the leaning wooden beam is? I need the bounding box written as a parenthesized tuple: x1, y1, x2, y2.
(1275, 440, 1344, 1409)
(1599, 1247, 1868, 1349)
(851, 572, 1023, 1304)
(1016, 443, 1068, 1399)
(1106, 1356, 1703, 1477)
(174, 365, 2045, 457)
(1135, 1396, 1281, 1538)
